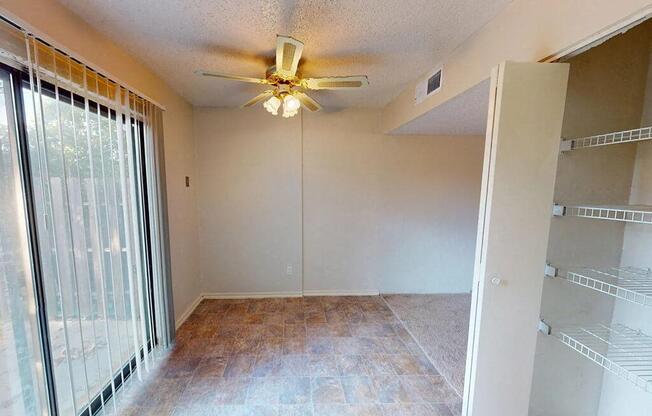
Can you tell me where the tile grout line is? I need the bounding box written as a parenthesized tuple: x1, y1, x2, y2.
(379, 295, 463, 400)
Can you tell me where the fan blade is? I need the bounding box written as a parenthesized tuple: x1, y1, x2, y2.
(303, 75, 369, 90)
(242, 90, 274, 108)
(195, 69, 268, 84)
(276, 35, 304, 79)
(294, 91, 321, 112)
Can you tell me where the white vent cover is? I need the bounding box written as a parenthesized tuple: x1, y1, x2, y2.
(415, 66, 443, 104)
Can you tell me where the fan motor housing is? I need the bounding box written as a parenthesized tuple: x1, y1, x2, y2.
(266, 65, 301, 84)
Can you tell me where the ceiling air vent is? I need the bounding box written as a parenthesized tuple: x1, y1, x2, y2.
(415, 66, 443, 104)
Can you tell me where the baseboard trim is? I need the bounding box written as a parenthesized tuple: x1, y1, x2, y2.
(199, 290, 381, 299)
(201, 291, 303, 299)
(302, 289, 380, 297)
(175, 294, 203, 329)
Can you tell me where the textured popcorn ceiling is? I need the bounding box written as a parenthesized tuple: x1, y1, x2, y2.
(59, 0, 511, 108)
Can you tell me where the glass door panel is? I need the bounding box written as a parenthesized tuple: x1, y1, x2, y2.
(0, 67, 49, 415)
(21, 77, 151, 415)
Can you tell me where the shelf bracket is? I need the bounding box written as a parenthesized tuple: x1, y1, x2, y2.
(552, 204, 566, 217)
(544, 263, 558, 278)
(559, 139, 573, 152)
(538, 320, 552, 335)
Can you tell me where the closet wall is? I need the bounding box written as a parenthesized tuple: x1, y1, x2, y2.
(529, 21, 652, 416)
(193, 108, 484, 296)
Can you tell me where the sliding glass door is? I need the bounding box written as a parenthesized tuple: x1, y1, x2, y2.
(20, 64, 155, 414)
(0, 66, 50, 415)
(0, 18, 172, 415)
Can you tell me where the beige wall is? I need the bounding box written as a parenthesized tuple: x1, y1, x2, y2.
(302, 110, 483, 294)
(0, 0, 201, 322)
(193, 108, 484, 296)
(193, 108, 303, 295)
(382, 0, 652, 134)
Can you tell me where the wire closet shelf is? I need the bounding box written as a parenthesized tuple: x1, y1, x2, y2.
(561, 267, 652, 308)
(553, 204, 652, 225)
(560, 126, 652, 151)
(557, 324, 652, 394)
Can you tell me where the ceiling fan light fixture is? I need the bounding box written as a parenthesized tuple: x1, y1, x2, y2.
(196, 35, 368, 118)
(263, 95, 281, 115)
(281, 94, 301, 118)
(282, 107, 299, 118)
(284, 94, 301, 112)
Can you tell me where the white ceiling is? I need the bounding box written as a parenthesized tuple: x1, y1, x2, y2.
(59, 0, 511, 109)
(390, 79, 490, 136)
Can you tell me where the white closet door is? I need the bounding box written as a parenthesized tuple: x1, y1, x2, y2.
(463, 61, 569, 416)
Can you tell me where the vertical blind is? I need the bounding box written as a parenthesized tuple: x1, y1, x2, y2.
(0, 17, 173, 416)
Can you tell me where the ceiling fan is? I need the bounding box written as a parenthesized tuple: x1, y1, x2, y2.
(195, 35, 369, 118)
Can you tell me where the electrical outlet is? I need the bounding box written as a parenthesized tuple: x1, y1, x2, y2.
(286, 265, 293, 275)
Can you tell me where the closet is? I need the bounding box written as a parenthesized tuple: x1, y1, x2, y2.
(530, 19, 652, 416)
(463, 17, 652, 416)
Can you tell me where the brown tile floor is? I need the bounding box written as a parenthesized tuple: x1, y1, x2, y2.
(111, 296, 461, 416)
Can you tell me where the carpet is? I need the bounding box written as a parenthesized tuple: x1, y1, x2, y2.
(382, 294, 472, 397)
